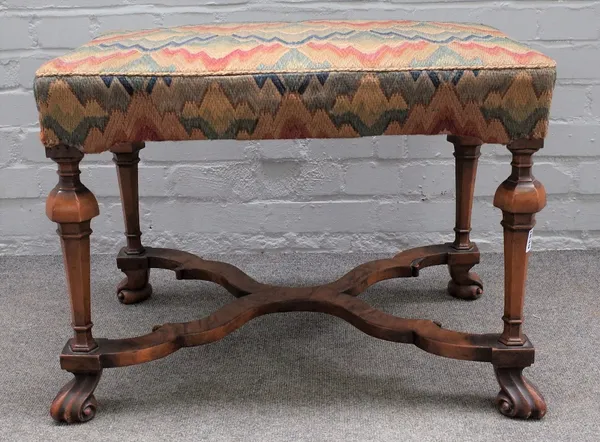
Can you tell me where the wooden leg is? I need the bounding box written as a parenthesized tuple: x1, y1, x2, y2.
(494, 139, 546, 346)
(112, 142, 152, 304)
(46, 145, 102, 423)
(492, 139, 547, 418)
(447, 135, 483, 300)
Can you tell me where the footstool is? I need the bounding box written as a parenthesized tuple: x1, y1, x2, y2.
(34, 20, 556, 423)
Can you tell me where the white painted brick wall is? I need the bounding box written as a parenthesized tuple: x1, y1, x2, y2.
(1, 0, 599, 255)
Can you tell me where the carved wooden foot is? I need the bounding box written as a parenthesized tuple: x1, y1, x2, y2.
(447, 264, 483, 300)
(117, 269, 152, 304)
(494, 367, 546, 419)
(50, 371, 102, 423)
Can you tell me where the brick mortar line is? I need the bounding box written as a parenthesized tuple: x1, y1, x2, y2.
(1, 0, 598, 12)
(1, 157, 587, 167)
(2, 193, 600, 204)
(0, 4, 599, 20)
(2, 157, 600, 167)
(0, 232, 598, 256)
(6, 159, 600, 168)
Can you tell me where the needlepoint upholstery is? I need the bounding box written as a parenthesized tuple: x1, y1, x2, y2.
(34, 20, 557, 153)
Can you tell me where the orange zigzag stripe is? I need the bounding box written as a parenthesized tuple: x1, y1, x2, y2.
(305, 41, 431, 65)
(160, 44, 284, 70)
(454, 42, 546, 63)
(49, 50, 139, 71)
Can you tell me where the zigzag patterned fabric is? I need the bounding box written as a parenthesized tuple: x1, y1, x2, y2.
(34, 20, 557, 153)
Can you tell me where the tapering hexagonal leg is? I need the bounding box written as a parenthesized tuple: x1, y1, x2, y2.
(447, 135, 483, 300)
(112, 142, 152, 304)
(492, 139, 547, 419)
(46, 145, 103, 423)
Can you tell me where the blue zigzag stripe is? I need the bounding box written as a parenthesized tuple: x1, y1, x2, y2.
(98, 34, 220, 51)
(369, 30, 501, 44)
(98, 30, 503, 53)
(229, 30, 357, 45)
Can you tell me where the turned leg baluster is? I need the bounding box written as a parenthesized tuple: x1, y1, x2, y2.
(112, 142, 152, 304)
(46, 145, 103, 423)
(492, 139, 547, 419)
(447, 135, 484, 300)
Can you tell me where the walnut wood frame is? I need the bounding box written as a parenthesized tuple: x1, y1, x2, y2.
(46, 136, 547, 423)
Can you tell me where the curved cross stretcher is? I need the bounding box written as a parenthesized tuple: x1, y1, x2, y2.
(53, 244, 542, 422)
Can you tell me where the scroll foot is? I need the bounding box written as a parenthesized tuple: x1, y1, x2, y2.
(50, 371, 102, 424)
(447, 265, 483, 300)
(117, 269, 152, 304)
(494, 367, 547, 419)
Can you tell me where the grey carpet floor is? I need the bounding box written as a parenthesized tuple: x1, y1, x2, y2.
(0, 250, 599, 441)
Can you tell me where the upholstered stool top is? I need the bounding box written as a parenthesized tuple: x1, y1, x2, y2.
(34, 20, 556, 153)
